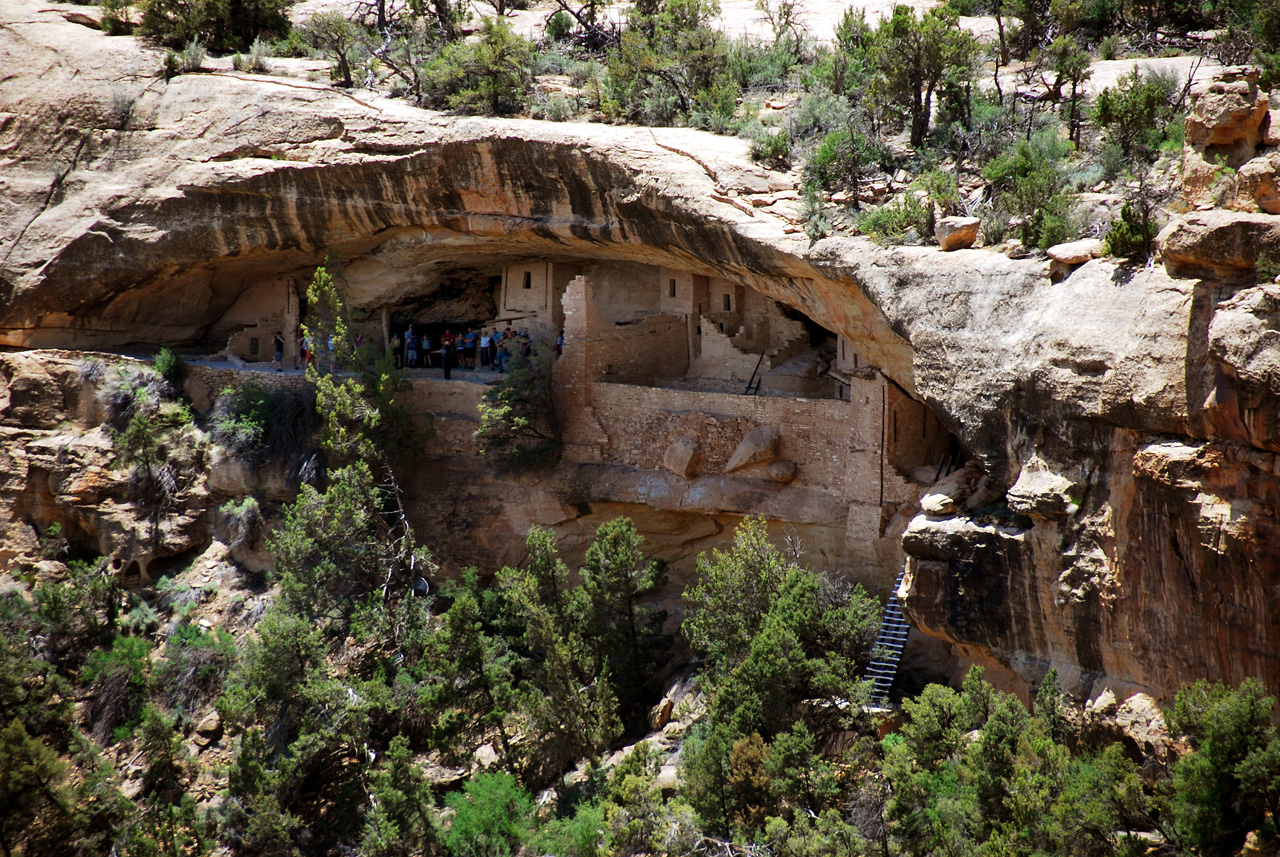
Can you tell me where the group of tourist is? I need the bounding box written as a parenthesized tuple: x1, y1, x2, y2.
(389, 325, 536, 377)
(278, 323, 550, 378)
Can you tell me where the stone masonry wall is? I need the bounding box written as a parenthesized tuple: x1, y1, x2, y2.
(586, 378, 911, 503)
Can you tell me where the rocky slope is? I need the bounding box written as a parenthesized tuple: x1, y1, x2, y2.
(2, 2, 1278, 703)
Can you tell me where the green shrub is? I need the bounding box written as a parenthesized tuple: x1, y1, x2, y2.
(978, 205, 1011, 244)
(547, 10, 573, 42)
(420, 17, 533, 115)
(1093, 66, 1182, 161)
(984, 131, 1077, 248)
(1103, 201, 1157, 259)
(271, 28, 310, 57)
(530, 801, 605, 857)
(788, 87, 852, 140)
(83, 636, 153, 744)
(180, 38, 206, 71)
(530, 91, 578, 121)
(210, 382, 319, 468)
(726, 37, 799, 92)
(800, 183, 831, 241)
(1099, 33, 1121, 59)
(139, 0, 293, 51)
(153, 346, 187, 388)
(232, 37, 271, 73)
(805, 127, 883, 194)
(855, 193, 932, 244)
(749, 127, 792, 169)
(916, 168, 961, 216)
(444, 772, 535, 857)
(161, 625, 237, 713)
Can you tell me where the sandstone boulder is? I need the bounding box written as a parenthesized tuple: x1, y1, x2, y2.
(183, 373, 212, 413)
(936, 216, 980, 251)
(1234, 152, 1280, 213)
(1003, 239, 1029, 259)
(1006, 468, 1078, 520)
(195, 710, 222, 736)
(1158, 209, 1280, 280)
(649, 697, 674, 730)
(766, 459, 797, 483)
(1047, 239, 1103, 281)
(1185, 66, 1268, 151)
(725, 425, 781, 472)
(661, 436, 702, 479)
(1207, 283, 1280, 451)
(1047, 239, 1103, 265)
(655, 766, 680, 792)
(0, 358, 65, 429)
(1183, 67, 1271, 204)
(1083, 690, 1172, 766)
(473, 743, 499, 769)
(919, 463, 982, 516)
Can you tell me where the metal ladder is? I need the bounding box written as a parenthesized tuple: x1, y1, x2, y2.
(866, 566, 911, 704)
(743, 348, 768, 395)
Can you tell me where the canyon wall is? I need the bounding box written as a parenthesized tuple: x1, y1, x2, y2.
(2, 3, 1278, 703)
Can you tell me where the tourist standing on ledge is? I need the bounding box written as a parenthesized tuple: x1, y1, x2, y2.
(405, 325, 418, 369)
(273, 331, 285, 372)
(464, 328, 479, 369)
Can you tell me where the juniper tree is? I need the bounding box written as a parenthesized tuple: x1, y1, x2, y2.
(580, 518, 668, 724)
(499, 527, 620, 778)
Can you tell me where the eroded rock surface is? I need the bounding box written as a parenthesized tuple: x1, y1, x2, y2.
(2, 7, 1279, 703)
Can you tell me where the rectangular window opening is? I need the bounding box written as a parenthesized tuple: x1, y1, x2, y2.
(523, 271, 533, 289)
(249, 337, 259, 356)
(723, 294, 732, 311)
(670, 279, 677, 298)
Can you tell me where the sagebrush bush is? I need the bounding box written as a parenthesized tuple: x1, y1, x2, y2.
(750, 127, 792, 169)
(232, 38, 271, 73)
(856, 193, 932, 244)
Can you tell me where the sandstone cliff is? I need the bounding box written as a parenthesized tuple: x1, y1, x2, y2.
(2, 2, 1277, 703)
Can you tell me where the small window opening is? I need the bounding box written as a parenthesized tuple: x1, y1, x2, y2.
(723, 293, 732, 311)
(669, 279, 677, 298)
(523, 271, 533, 289)
(893, 411, 899, 444)
(249, 337, 260, 356)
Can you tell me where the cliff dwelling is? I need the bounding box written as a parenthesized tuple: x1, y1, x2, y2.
(9, 4, 1280, 854)
(195, 254, 956, 615)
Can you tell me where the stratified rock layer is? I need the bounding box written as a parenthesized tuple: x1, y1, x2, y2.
(2, 5, 1278, 702)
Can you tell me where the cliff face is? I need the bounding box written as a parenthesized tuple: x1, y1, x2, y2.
(2, 3, 1278, 702)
